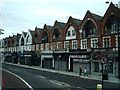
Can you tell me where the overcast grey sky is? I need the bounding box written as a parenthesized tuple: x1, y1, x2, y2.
(0, 0, 119, 39)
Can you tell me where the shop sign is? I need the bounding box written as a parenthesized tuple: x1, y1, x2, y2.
(73, 59, 90, 63)
(24, 55, 31, 57)
(70, 55, 88, 58)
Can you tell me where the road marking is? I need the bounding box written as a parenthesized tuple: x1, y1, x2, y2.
(77, 86, 87, 90)
(2, 69, 34, 90)
(49, 80, 70, 87)
(36, 75, 46, 79)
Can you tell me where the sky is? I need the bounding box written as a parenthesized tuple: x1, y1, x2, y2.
(0, 0, 120, 39)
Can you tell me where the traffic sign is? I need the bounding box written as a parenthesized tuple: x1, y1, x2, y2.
(101, 57, 106, 64)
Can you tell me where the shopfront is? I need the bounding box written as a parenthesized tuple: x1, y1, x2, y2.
(53, 50, 90, 73)
(92, 50, 118, 76)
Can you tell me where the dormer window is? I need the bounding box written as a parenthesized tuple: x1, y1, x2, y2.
(34, 34, 38, 44)
(21, 37, 24, 46)
(53, 29, 61, 39)
(42, 31, 48, 43)
(72, 30, 76, 36)
(105, 15, 120, 34)
(83, 20, 97, 38)
(26, 36, 31, 44)
(67, 31, 70, 36)
(66, 26, 76, 40)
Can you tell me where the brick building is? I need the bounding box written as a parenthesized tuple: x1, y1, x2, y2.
(3, 2, 120, 77)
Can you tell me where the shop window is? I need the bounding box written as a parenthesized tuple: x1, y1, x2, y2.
(94, 62, 99, 72)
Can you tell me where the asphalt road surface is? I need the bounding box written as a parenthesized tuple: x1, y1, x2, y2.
(2, 69, 32, 89)
(2, 63, 119, 90)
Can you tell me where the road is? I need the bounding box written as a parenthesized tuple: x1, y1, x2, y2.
(2, 63, 119, 90)
(1, 69, 31, 89)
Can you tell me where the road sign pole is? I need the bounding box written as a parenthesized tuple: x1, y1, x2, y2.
(102, 63, 104, 90)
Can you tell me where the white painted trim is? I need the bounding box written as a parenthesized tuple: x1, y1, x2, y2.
(103, 36, 111, 48)
(72, 40, 77, 49)
(91, 38, 98, 48)
(57, 42, 61, 49)
(66, 25, 76, 40)
(81, 18, 98, 32)
(81, 39, 87, 49)
(64, 41, 69, 49)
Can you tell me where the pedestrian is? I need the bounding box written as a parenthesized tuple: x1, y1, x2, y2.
(84, 67, 87, 76)
(79, 66, 82, 76)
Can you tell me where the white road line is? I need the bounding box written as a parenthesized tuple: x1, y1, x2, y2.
(36, 75, 46, 79)
(49, 80, 62, 86)
(77, 86, 87, 90)
(49, 80, 70, 87)
(2, 69, 33, 90)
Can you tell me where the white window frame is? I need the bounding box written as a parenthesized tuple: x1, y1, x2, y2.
(103, 36, 111, 48)
(91, 38, 98, 48)
(41, 44, 44, 51)
(32, 45, 35, 51)
(45, 43, 49, 51)
(36, 44, 39, 51)
(57, 42, 62, 49)
(51, 42, 55, 50)
(72, 40, 77, 49)
(64, 41, 69, 49)
(81, 39, 87, 49)
(66, 26, 76, 40)
(116, 35, 120, 49)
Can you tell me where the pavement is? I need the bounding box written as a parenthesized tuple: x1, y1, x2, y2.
(2, 62, 120, 84)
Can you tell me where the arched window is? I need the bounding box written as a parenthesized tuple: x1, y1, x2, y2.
(8, 40, 10, 47)
(105, 15, 120, 34)
(12, 39, 14, 47)
(42, 31, 48, 43)
(53, 29, 61, 39)
(26, 35, 31, 44)
(21, 37, 24, 46)
(66, 26, 76, 40)
(83, 20, 97, 37)
(34, 34, 38, 44)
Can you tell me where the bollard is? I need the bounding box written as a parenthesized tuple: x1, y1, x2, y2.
(97, 84, 102, 90)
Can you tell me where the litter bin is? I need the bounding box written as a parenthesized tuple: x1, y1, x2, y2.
(103, 70, 108, 80)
